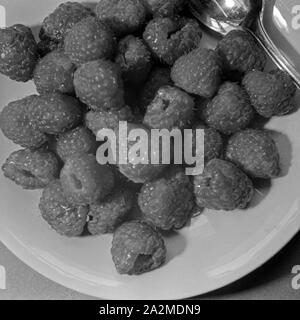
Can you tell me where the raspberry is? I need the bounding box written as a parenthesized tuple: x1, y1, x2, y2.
(138, 166, 194, 230)
(73, 60, 125, 111)
(193, 159, 254, 211)
(216, 30, 267, 75)
(33, 50, 76, 94)
(201, 82, 254, 135)
(0, 24, 38, 82)
(39, 180, 88, 237)
(191, 124, 224, 164)
(64, 16, 116, 66)
(243, 69, 297, 118)
(55, 126, 98, 162)
(143, 86, 194, 130)
(226, 129, 281, 179)
(29, 93, 83, 135)
(60, 153, 115, 205)
(143, 17, 202, 65)
(111, 220, 166, 275)
(2, 149, 60, 190)
(40, 2, 94, 43)
(95, 0, 147, 36)
(85, 106, 135, 136)
(0, 95, 48, 149)
(115, 35, 152, 85)
(142, 0, 187, 17)
(88, 189, 134, 235)
(139, 67, 172, 111)
(116, 123, 168, 183)
(171, 48, 223, 98)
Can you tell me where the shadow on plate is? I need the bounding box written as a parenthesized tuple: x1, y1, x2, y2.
(269, 129, 293, 178)
(248, 178, 272, 209)
(162, 230, 187, 265)
(197, 231, 300, 300)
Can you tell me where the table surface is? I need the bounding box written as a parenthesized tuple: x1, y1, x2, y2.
(0, 233, 300, 300)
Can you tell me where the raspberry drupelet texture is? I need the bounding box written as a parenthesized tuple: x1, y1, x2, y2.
(37, 38, 63, 58)
(0, 95, 48, 149)
(95, 0, 147, 36)
(138, 166, 195, 230)
(115, 35, 153, 85)
(143, 17, 202, 65)
(39, 180, 88, 237)
(190, 124, 224, 164)
(193, 159, 254, 211)
(74, 59, 125, 111)
(111, 220, 166, 275)
(88, 189, 134, 235)
(55, 126, 98, 162)
(64, 16, 116, 66)
(171, 48, 223, 98)
(226, 129, 281, 179)
(2, 148, 60, 190)
(216, 29, 267, 75)
(85, 106, 135, 136)
(0, 24, 39, 82)
(139, 67, 172, 111)
(33, 50, 76, 94)
(60, 153, 115, 205)
(29, 93, 83, 135)
(243, 70, 297, 118)
(143, 86, 194, 130)
(39, 2, 94, 43)
(142, 0, 187, 17)
(201, 82, 255, 135)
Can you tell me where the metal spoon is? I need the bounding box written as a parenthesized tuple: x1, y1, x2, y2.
(189, 0, 300, 88)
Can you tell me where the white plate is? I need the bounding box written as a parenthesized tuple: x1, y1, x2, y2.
(0, 0, 300, 300)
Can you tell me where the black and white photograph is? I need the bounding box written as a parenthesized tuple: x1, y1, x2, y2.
(0, 0, 300, 304)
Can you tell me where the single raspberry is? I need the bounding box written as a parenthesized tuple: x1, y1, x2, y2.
(138, 166, 194, 230)
(143, 86, 194, 130)
(143, 17, 202, 65)
(40, 2, 94, 43)
(33, 50, 76, 94)
(201, 82, 254, 135)
(73, 60, 125, 111)
(95, 0, 147, 36)
(88, 189, 134, 235)
(226, 129, 281, 179)
(39, 180, 88, 237)
(2, 148, 60, 190)
(60, 153, 115, 205)
(171, 48, 223, 98)
(216, 29, 267, 75)
(193, 159, 254, 211)
(64, 16, 116, 66)
(85, 106, 135, 136)
(115, 35, 152, 85)
(243, 69, 297, 118)
(111, 220, 166, 275)
(0, 95, 48, 149)
(55, 126, 98, 162)
(29, 93, 83, 135)
(116, 123, 168, 183)
(139, 67, 172, 111)
(0, 24, 39, 82)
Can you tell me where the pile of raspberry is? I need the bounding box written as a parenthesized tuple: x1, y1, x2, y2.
(0, 1, 297, 275)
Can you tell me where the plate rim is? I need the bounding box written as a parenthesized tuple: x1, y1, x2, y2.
(1, 212, 299, 300)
